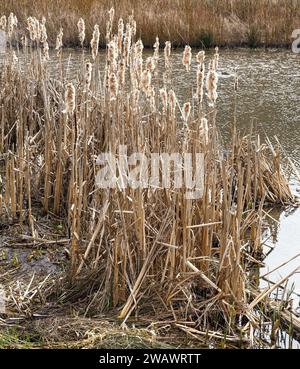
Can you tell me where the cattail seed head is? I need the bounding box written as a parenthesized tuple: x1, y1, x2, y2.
(153, 37, 159, 60)
(84, 62, 92, 91)
(132, 88, 140, 109)
(164, 41, 171, 68)
(8, 13, 17, 38)
(40, 22, 47, 43)
(109, 72, 119, 100)
(27, 17, 35, 41)
(212, 46, 219, 71)
(123, 23, 132, 66)
(182, 45, 192, 72)
(129, 13, 136, 36)
(160, 88, 168, 114)
(109, 7, 115, 24)
(0, 15, 7, 31)
(206, 62, 219, 105)
(140, 70, 151, 94)
(35, 18, 41, 41)
(135, 39, 144, 56)
(43, 41, 49, 60)
(168, 89, 176, 117)
(117, 18, 124, 54)
(21, 35, 28, 49)
(91, 24, 100, 60)
(107, 39, 118, 71)
(149, 86, 156, 112)
(55, 27, 63, 52)
(146, 57, 156, 73)
(118, 59, 126, 86)
(200, 117, 209, 144)
(77, 18, 85, 46)
(196, 50, 205, 65)
(64, 83, 76, 115)
(11, 50, 18, 66)
(182, 102, 191, 122)
(195, 63, 205, 102)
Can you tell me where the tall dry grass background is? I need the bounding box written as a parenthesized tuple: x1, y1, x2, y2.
(0, 0, 299, 48)
(0, 6, 298, 345)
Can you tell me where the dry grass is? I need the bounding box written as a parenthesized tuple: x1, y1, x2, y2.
(0, 0, 299, 48)
(0, 8, 297, 347)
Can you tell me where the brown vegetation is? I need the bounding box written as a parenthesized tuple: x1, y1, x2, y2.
(0, 0, 299, 48)
(0, 9, 299, 347)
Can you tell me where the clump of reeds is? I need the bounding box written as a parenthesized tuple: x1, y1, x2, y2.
(0, 9, 295, 345)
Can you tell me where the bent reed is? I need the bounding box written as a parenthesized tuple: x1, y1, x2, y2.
(0, 9, 296, 346)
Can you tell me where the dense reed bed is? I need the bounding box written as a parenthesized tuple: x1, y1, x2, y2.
(0, 0, 299, 48)
(0, 9, 297, 346)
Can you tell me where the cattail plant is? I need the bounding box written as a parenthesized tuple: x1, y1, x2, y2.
(199, 117, 209, 144)
(42, 41, 49, 60)
(164, 41, 171, 68)
(160, 88, 168, 114)
(195, 63, 205, 103)
(55, 27, 63, 54)
(182, 102, 191, 122)
(129, 12, 136, 37)
(118, 59, 126, 86)
(153, 36, 159, 60)
(182, 45, 192, 72)
(64, 83, 76, 115)
(107, 39, 118, 72)
(117, 18, 124, 54)
(40, 20, 47, 43)
(0, 15, 6, 31)
(84, 62, 92, 91)
(196, 50, 205, 65)
(91, 24, 100, 61)
(168, 89, 176, 118)
(108, 72, 118, 100)
(7, 12, 17, 39)
(206, 61, 219, 105)
(146, 57, 156, 73)
(140, 69, 151, 95)
(149, 86, 156, 112)
(77, 18, 85, 47)
(106, 7, 115, 41)
(213, 46, 219, 70)
(123, 23, 132, 66)
(27, 17, 36, 41)
(11, 50, 18, 66)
